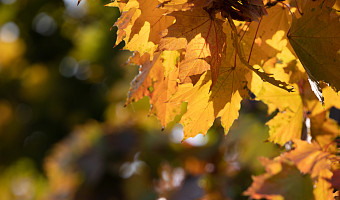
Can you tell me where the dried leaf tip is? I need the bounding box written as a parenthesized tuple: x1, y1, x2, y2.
(308, 78, 325, 106)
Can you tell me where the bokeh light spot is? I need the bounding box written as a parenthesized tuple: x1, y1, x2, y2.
(63, 0, 87, 18)
(0, 22, 20, 43)
(32, 13, 57, 36)
(75, 60, 91, 80)
(59, 56, 78, 78)
(1, 0, 16, 4)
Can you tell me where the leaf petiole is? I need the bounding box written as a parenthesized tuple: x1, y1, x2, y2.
(226, 15, 294, 92)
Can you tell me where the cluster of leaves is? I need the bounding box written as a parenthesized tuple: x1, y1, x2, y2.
(80, 0, 340, 199)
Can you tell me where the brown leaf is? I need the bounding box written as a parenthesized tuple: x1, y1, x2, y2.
(288, 0, 340, 93)
(331, 169, 340, 190)
(204, 0, 267, 22)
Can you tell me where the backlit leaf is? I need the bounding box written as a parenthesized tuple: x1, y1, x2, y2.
(288, 0, 340, 92)
(285, 139, 332, 179)
(150, 52, 182, 128)
(170, 63, 249, 138)
(159, 0, 226, 85)
(244, 157, 315, 200)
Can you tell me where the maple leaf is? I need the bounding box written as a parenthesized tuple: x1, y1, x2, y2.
(105, 1, 129, 16)
(288, 0, 340, 92)
(313, 169, 334, 200)
(304, 84, 340, 120)
(285, 139, 333, 179)
(113, 0, 175, 54)
(149, 51, 182, 128)
(285, 139, 337, 199)
(226, 15, 294, 92)
(256, 59, 340, 146)
(169, 63, 250, 138)
(237, 5, 292, 67)
(159, 0, 226, 86)
(126, 52, 182, 128)
(125, 53, 158, 105)
(114, 1, 140, 46)
(266, 106, 304, 145)
(255, 64, 303, 145)
(124, 21, 159, 56)
(244, 157, 315, 200)
(130, 0, 175, 44)
(310, 110, 339, 153)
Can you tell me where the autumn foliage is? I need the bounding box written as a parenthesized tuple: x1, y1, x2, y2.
(88, 0, 340, 199)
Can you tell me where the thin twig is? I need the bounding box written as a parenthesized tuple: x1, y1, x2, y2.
(226, 15, 293, 92)
(248, 18, 262, 63)
(293, 0, 303, 15)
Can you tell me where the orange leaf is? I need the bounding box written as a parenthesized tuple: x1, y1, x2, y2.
(126, 53, 160, 104)
(150, 51, 182, 128)
(310, 111, 339, 153)
(159, 0, 226, 85)
(126, 51, 182, 128)
(244, 157, 314, 200)
(114, 0, 175, 51)
(286, 139, 332, 179)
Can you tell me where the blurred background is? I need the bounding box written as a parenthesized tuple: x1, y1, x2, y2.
(0, 0, 337, 200)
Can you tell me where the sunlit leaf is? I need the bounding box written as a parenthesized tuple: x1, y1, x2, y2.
(244, 157, 315, 200)
(159, 0, 226, 85)
(286, 139, 333, 179)
(170, 64, 249, 138)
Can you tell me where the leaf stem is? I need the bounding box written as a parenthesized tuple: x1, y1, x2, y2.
(248, 18, 262, 63)
(293, 0, 303, 16)
(226, 15, 294, 92)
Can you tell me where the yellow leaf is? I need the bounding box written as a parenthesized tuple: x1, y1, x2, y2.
(161, 50, 180, 77)
(114, 0, 174, 51)
(171, 63, 249, 138)
(130, 0, 175, 44)
(313, 169, 334, 200)
(266, 105, 303, 145)
(256, 80, 303, 145)
(124, 21, 157, 57)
